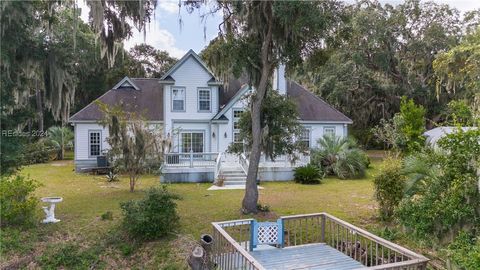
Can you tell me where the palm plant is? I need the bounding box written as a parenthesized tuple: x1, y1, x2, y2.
(46, 126, 74, 160)
(311, 135, 369, 179)
(400, 151, 440, 195)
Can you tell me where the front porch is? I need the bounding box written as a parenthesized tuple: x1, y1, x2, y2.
(211, 213, 429, 270)
(160, 152, 310, 183)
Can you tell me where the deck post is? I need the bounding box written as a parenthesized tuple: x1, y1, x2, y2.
(189, 150, 193, 168)
(321, 214, 326, 242)
(250, 220, 256, 251)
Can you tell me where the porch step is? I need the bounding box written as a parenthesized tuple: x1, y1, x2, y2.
(219, 165, 247, 186)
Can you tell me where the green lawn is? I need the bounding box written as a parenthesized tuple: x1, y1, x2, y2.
(2, 160, 383, 269)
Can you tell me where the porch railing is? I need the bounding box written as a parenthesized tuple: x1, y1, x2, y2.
(211, 213, 429, 270)
(214, 152, 224, 181)
(239, 153, 249, 174)
(164, 152, 218, 168)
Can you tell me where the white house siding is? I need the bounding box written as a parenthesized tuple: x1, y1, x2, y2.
(217, 97, 249, 152)
(171, 121, 212, 152)
(74, 123, 109, 171)
(163, 56, 219, 139)
(302, 123, 348, 148)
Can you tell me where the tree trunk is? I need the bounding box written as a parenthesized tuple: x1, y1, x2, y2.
(129, 175, 135, 192)
(242, 2, 273, 214)
(35, 81, 44, 132)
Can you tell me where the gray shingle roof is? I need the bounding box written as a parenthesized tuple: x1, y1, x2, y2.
(69, 78, 163, 122)
(70, 77, 351, 124)
(287, 81, 352, 123)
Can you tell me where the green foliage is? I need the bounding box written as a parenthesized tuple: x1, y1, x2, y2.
(0, 175, 39, 227)
(293, 0, 465, 136)
(434, 28, 480, 99)
(399, 97, 426, 152)
(46, 126, 74, 160)
(99, 103, 171, 192)
(22, 140, 57, 165)
(0, 227, 37, 256)
(373, 98, 426, 153)
(373, 157, 405, 220)
(38, 243, 101, 269)
(310, 135, 369, 179)
(372, 113, 407, 152)
(445, 231, 480, 270)
(120, 186, 181, 240)
(227, 90, 304, 160)
(445, 100, 475, 126)
(129, 44, 177, 78)
(396, 128, 480, 241)
(294, 164, 324, 184)
(100, 211, 113, 221)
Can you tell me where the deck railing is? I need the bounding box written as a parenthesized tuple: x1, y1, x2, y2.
(212, 219, 265, 270)
(164, 152, 218, 167)
(211, 213, 429, 270)
(281, 213, 429, 269)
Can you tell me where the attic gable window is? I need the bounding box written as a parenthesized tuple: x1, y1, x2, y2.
(119, 81, 133, 88)
(172, 87, 185, 111)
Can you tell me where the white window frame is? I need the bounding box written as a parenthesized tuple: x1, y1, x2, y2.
(299, 127, 311, 148)
(88, 130, 102, 158)
(324, 126, 336, 137)
(197, 88, 211, 112)
(232, 109, 243, 143)
(171, 87, 186, 112)
(179, 131, 205, 153)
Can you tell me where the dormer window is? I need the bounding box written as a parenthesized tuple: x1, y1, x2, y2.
(172, 87, 185, 111)
(198, 88, 211, 112)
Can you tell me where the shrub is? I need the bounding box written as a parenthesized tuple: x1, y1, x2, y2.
(373, 157, 405, 220)
(396, 128, 480, 241)
(294, 165, 323, 184)
(120, 186, 181, 240)
(0, 175, 39, 227)
(445, 231, 480, 270)
(310, 135, 368, 179)
(22, 140, 57, 165)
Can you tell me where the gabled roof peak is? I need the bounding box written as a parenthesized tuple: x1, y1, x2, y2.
(113, 76, 140, 90)
(159, 50, 219, 83)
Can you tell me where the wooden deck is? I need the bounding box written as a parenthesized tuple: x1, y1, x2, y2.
(249, 243, 364, 270)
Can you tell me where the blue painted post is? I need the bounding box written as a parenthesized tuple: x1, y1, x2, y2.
(250, 220, 256, 251)
(278, 218, 285, 248)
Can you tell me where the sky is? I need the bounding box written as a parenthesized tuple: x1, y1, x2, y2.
(78, 0, 480, 59)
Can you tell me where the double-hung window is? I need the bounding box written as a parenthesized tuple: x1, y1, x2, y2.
(233, 109, 243, 143)
(172, 87, 185, 111)
(89, 130, 101, 157)
(324, 126, 336, 137)
(198, 88, 211, 112)
(299, 128, 311, 148)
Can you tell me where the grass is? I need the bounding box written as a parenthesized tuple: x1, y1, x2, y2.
(1, 160, 382, 269)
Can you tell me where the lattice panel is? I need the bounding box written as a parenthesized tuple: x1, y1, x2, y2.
(257, 224, 279, 244)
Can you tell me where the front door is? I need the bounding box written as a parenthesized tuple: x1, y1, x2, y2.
(180, 132, 204, 153)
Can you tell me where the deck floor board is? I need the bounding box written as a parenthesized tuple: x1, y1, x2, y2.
(249, 243, 365, 270)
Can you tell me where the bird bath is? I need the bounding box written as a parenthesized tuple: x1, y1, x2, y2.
(41, 197, 63, 223)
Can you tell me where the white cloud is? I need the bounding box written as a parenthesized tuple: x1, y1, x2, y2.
(159, 0, 180, 14)
(124, 27, 186, 58)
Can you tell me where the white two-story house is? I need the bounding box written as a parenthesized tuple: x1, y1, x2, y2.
(69, 50, 352, 184)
